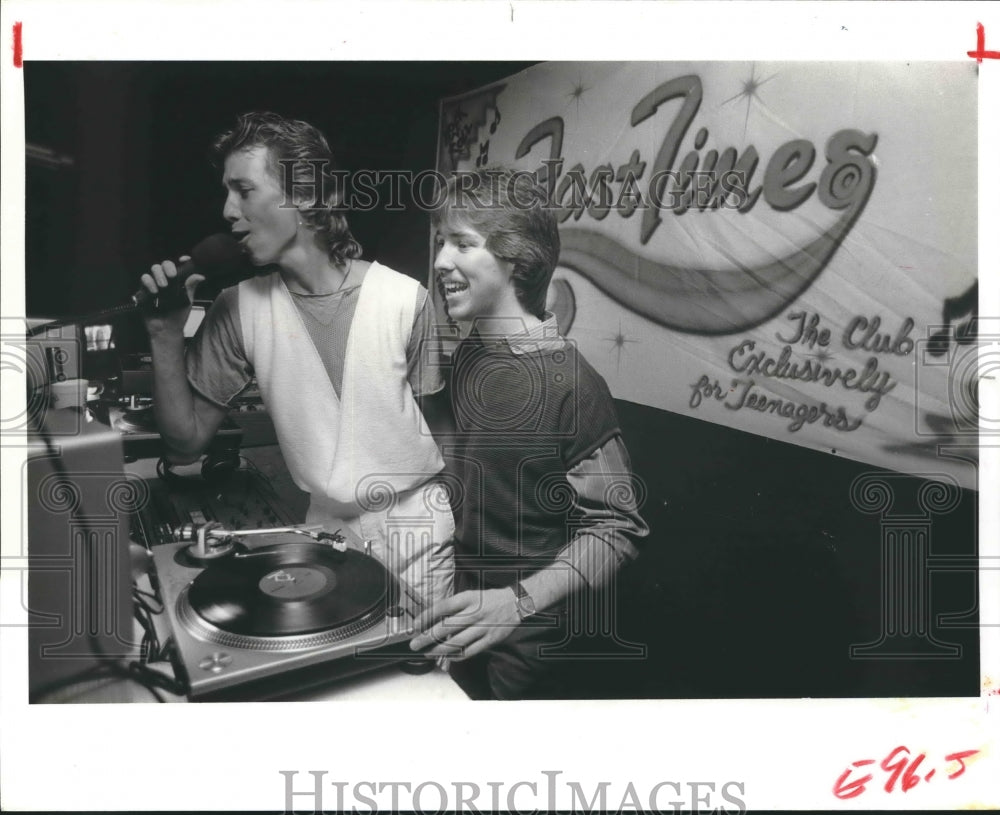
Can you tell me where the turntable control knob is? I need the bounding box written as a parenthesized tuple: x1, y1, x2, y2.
(386, 605, 405, 635)
(198, 651, 234, 674)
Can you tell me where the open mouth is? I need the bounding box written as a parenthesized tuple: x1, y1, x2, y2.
(232, 230, 250, 246)
(442, 281, 469, 296)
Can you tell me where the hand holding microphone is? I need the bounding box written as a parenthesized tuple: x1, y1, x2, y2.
(140, 255, 199, 312)
(138, 233, 247, 331)
(26, 234, 252, 340)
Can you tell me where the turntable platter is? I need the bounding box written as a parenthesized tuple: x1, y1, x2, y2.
(115, 406, 157, 432)
(187, 543, 394, 636)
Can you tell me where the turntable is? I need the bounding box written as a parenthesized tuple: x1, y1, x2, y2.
(151, 523, 424, 701)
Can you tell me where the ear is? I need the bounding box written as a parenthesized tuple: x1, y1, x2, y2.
(289, 174, 342, 212)
(293, 201, 313, 223)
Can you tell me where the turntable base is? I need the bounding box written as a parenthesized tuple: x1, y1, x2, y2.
(151, 530, 424, 701)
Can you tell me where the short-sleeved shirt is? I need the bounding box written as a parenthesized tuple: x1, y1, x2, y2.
(186, 264, 443, 408)
(447, 318, 626, 576)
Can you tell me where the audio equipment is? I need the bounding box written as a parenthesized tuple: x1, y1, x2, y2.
(26, 409, 142, 702)
(150, 524, 424, 701)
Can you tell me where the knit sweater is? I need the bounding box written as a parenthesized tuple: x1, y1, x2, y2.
(447, 332, 621, 583)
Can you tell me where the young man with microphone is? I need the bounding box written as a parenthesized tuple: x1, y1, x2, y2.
(139, 111, 453, 607)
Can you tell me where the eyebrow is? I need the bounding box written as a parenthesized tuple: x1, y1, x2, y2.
(222, 176, 253, 189)
(439, 227, 481, 239)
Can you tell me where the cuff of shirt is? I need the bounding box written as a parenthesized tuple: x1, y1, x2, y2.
(557, 532, 631, 589)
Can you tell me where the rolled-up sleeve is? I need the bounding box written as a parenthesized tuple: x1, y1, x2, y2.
(558, 434, 649, 588)
(185, 287, 254, 408)
(406, 287, 446, 398)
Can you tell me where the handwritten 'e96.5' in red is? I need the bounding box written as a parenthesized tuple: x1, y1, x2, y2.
(833, 746, 979, 800)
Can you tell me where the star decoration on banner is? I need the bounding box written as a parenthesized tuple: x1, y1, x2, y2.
(604, 319, 639, 373)
(722, 64, 778, 139)
(566, 76, 591, 114)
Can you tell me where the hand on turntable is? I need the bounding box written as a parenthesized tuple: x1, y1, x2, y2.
(409, 589, 520, 659)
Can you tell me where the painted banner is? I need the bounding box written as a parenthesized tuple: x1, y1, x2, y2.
(435, 62, 979, 490)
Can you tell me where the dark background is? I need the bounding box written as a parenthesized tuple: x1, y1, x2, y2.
(24, 61, 535, 333)
(23, 61, 980, 699)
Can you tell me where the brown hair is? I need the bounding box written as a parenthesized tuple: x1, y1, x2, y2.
(212, 112, 362, 267)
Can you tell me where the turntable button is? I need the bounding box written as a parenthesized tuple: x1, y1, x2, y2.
(198, 651, 234, 673)
(387, 605, 405, 635)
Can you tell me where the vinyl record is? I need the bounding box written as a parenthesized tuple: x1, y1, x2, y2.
(187, 543, 394, 636)
(116, 406, 157, 432)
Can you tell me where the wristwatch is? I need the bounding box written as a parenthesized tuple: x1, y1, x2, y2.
(511, 581, 537, 621)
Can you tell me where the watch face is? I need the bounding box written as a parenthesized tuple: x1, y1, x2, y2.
(518, 595, 537, 618)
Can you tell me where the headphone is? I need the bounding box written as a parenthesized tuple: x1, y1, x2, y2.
(156, 449, 241, 488)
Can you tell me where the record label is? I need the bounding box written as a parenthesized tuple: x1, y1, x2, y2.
(259, 566, 331, 601)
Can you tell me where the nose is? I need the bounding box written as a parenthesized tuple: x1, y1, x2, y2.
(433, 243, 455, 275)
(222, 191, 240, 223)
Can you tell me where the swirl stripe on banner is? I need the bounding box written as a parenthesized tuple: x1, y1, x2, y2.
(558, 165, 875, 336)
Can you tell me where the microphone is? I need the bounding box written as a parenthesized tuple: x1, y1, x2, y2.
(132, 233, 249, 309)
(26, 234, 251, 338)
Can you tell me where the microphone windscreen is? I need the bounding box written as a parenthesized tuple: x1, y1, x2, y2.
(190, 233, 247, 277)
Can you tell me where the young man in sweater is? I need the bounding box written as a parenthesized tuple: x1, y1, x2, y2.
(410, 167, 648, 699)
